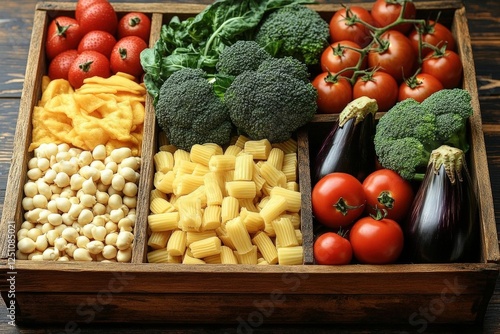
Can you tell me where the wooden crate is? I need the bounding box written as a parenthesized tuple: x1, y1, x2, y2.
(0, 1, 498, 326)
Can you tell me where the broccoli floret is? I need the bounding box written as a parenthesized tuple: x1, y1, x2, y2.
(374, 89, 474, 181)
(254, 4, 330, 66)
(155, 68, 232, 151)
(257, 56, 310, 83)
(216, 40, 272, 76)
(225, 62, 317, 143)
(421, 88, 473, 149)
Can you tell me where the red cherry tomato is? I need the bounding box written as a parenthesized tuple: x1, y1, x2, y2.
(329, 6, 376, 48)
(77, 30, 117, 59)
(408, 20, 456, 54)
(350, 214, 404, 264)
(421, 49, 463, 89)
(368, 30, 416, 83)
(68, 50, 111, 89)
(118, 12, 151, 43)
(75, 0, 108, 21)
(398, 73, 444, 102)
(110, 36, 148, 78)
(45, 16, 82, 60)
(320, 40, 366, 78)
(312, 173, 366, 228)
(312, 72, 353, 114)
(48, 49, 79, 81)
(77, 0, 118, 36)
(370, 0, 417, 34)
(314, 232, 353, 265)
(353, 71, 398, 112)
(362, 169, 414, 221)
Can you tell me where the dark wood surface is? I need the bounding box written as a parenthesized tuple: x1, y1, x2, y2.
(0, 0, 498, 333)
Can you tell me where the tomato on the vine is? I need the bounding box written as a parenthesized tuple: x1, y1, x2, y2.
(48, 49, 79, 81)
(408, 20, 456, 54)
(68, 50, 111, 89)
(45, 16, 82, 60)
(312, 172, 366, 228)
(329, 6, 376, 48)
(421, 49, 463, 89)
(370, 0, 417, 34)
(77, 0, 118, 36)
(314, 232, 353, 265)
(353, 71, 398, 112)
(118, 12, 151, 43)
(368, 30, 416, 83)
(320, 40, 366, 78)
(110, 36, 148, 78)
(362, 169, 414, 221)
(312, 72, 353, 114)
(77, 30, 117, 58)
(350, 212, 404, 264)
(398, 73, 443, 102)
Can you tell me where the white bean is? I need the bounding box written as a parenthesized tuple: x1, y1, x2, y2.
(32, 194, 48, 209)
(86, 240, 104, 255)
(27, 168, 43, 181)
(122, 182, 138, 197)
(70, 174, 85, 190)
(58, 256, 70, 262)
(123, 196, 137, 209)
(17, 228, 29, 240)
(111, 174, 125, 192)
(92, 145, 107, 161)
(82, 178, 97, 195)
(105, 161, 118, 174)
(47, 199, 58, 213)
(82, 224, 94, 239)
(46, 230, 60, 246)
(48, 213, 63, 226)
(92, 225, 107, 241)
(37, 157, 50, 171)
(37, 209, 51, 224)
(42, 248, 59, 261)
(116, 231, 134, 250)
(24, 181, 38, 197)
(46, 143, 59, 156)
(109, 209, 125, 223)
(61, 213, 74, 225)
(65, 243, 77, 257)
(110, 147, 132, 163)
(92, 215, 106, 227)
(78, 209, 94, 225)
(30, 254, 45, 261)
(54, 237, 68, 251)
(93, 203, 106, 216)
(120, 157, 140, 171)
(62, 227, 79, 243)
(73, 248, 93, 261)
(28, 157, 39, 169)
(22, 197, 35, 211)
(108, 194, 123, 210)
(56, 151, 71, 162)
(68, 203, 84, 219)
(55, 197, 71, 212)
(105, 232, 118, 246)
(78, 151, 93, 167)
(117, 248, 132, 262)
(119, 167, 137, 182)
(55, 172, 70, 188)
(41, 222, 54, 234)
(18, 237, 36, 253)
(102, 245, 117, 259)
(79, 194, 96, 208)
(90, 160, 105, 171)
(76, 235, 90, 249)
(27, 228, 43, 241)
(44, 169, 57, 184)
(35, 234, 48, 252)
(105, 222, 118, 234)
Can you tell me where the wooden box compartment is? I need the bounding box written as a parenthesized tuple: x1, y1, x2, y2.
(0, 0, 498, 326)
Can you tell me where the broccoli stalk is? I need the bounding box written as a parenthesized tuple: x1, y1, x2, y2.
(374, 89, 474, 181)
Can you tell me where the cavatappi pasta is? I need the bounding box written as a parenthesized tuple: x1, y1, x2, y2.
(147, 135, 303, 265)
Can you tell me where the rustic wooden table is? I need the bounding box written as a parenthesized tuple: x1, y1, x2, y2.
(0, 0, 498, 333)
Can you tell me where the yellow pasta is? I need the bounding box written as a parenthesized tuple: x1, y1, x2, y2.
(204, 253, 222, 264)
(174, 174, 204, 196)
(174, 159, 197, 176)
(155, 170, 175, 194)
(267, 148, 284, 170)
(252, 164, 267, 192)
(202, 205, 222, 230)
(282, 153, 297, 182)
(225, 217, 253, 254)
(270, 187, 301, 213)
(204, 143, 224, 155)
(277, 246, 303, 265)
(154, 151, 174, 173)
(238, 198, 259, 213)
(260, 162, 287, 188)
(189, 236, 221, 258)
(257, 258, 269, 265)
(252, 231, 278, 264)
(159, 144, 177, 154)
(234, 135, 250, 149)
(221, 196, 240, 223)
(150, 188, 167, 201)
(209, 155, 236, 172)
(182, 253, 206, 264)
(226, 181, 256, 199)
(148, 212, 180, 232)
(244, 139, 272, 160)
(173, 149, 190, 164)
(272, 138, 297, 154)
(167, 230, 187, 256)
(234, 245, 258, 264)
(186, 230, 217, 246)
(281, 213, 301, 229)
(295, 229, 303, 245)
(224, 145, 242, 156)
(272, 217, 299, 248)
(192, 163, 210, 176)
(147, 248, 170, 263)
(190, 144, 219, 166)
(234, 154, 254, 181)
(177, 185, 207, 208)
(147, 231, 172, 250)
(220, 245, 238, 264)
(204, 172, 223, 206)
(286, 182, 299, 192)
(259, 195, 287, 224)
(150, 197, 175, 214)
(178, 197, 203, 232)
(240, 207, 264, 233)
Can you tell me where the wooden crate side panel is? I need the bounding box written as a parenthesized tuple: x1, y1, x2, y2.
(11, 291, 486, 325)
(452, 7, 500, 264)
(0, 262, 497, 296)
(0, 9, 48, 259)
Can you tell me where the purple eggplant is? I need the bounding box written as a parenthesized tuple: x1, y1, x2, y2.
(405, 145, 479, 263)
(313, 96, 377, 184)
